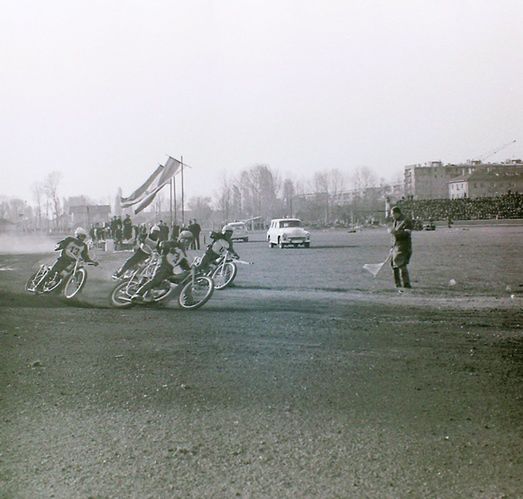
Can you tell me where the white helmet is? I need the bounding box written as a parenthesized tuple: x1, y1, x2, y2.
(178, 230, 193, 242)
(74, 227, 88, 239)
(150, 224, 161, 233)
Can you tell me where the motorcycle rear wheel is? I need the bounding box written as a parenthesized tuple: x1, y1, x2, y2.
(25, 268, 45, 293)
(178, 276, 214, 310)
(211, 261, 237, 290)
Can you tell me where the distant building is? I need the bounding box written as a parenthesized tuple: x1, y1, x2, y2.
(0, 218, 17, 233)
(69, 205, 111, 228)
(404, 161, 475, 199)
(449, 170, 523, 199)
(330, 183, 403, 206)
(405, 160, 523, 200)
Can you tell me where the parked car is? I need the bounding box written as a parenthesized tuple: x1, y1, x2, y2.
(267, 218, 310, 248)
(222, 222, 249, 242)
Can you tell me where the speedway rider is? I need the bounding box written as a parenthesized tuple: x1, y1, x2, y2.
(112, 224, 162, 279)
(36, 227, 98, 289)
(199, 227, 239, 271)
(131, 230, 193, 303)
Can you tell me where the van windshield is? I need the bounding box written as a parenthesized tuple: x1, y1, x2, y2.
(279, 220, 302, 228)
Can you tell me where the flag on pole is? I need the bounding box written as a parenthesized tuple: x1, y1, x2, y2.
(362, 250, 392, 277)
(120, 165, 164, 208)
(120, 157, 181, 212)
(133, 157, 181, 214)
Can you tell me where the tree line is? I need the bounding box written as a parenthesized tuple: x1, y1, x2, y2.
(2, 165, 399, 231)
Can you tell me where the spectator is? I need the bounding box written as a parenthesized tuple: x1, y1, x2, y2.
(123, 214, 133, 240)
(158, 220, 169, 241)
(114, 225, 123, 249)
(189, 219, 202, 250)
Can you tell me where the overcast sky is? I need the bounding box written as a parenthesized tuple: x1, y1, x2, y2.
(2, 0, 522, 204)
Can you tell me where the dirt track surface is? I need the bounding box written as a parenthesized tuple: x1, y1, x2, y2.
(1, 227, 522, 498)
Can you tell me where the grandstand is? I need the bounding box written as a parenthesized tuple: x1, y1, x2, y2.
(398, 192, 523, 221)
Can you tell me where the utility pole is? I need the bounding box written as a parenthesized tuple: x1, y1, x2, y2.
(173, 175, 177, 223)
(181, 155, 185, 225)
(169, 178, 173, 226)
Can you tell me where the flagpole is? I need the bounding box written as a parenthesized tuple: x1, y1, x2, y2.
(169, 178, 173, 226)
(173, 175, 177, 224)
(181, 155, 185, 226)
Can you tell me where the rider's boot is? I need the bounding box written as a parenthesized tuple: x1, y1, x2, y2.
(170, 271, 189, 283)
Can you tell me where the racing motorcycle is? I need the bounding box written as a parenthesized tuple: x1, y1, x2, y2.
(109, 256, 214, 310)
(25, 257, 96, 300)
(206, 249, 252, 290)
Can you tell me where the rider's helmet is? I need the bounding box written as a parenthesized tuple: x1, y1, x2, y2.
(177, 230, 194, 249)
(222, 227, 234, 238)
(74, 227, 88, 241)
(148, 224, 161, 240)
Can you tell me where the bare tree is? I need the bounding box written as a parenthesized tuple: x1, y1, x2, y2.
(247, 164, 280, 220)
(313, 171, 329, 194)
(327, 169, 346, 199)
(154, 189, 165, 215)
(282, 178, 295, 217)
(187, 196, 213, 225)
(214, 175, 232, 223)
(43, 171, 62, 229)
(351, 166, 377, 192)
(312, 171, 331, 224)
(32, 182, 44, 230)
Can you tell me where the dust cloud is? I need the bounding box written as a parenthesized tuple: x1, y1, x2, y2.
(0, 234, 56, 255)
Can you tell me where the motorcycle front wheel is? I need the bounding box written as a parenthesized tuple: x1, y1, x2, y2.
(63, 268, 87, 299)
(178, 276, 214, 310)
(211, 261, 237, 290)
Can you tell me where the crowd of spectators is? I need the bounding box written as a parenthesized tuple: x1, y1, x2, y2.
(88, 217, 204, 251)
(89, 215, 139, 245)
(398, 191, 523, 222)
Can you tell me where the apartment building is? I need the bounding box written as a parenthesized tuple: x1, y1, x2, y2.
(404, 160, 523, 199)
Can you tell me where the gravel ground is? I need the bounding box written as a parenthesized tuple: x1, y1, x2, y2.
(0, 227, 522, 498)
